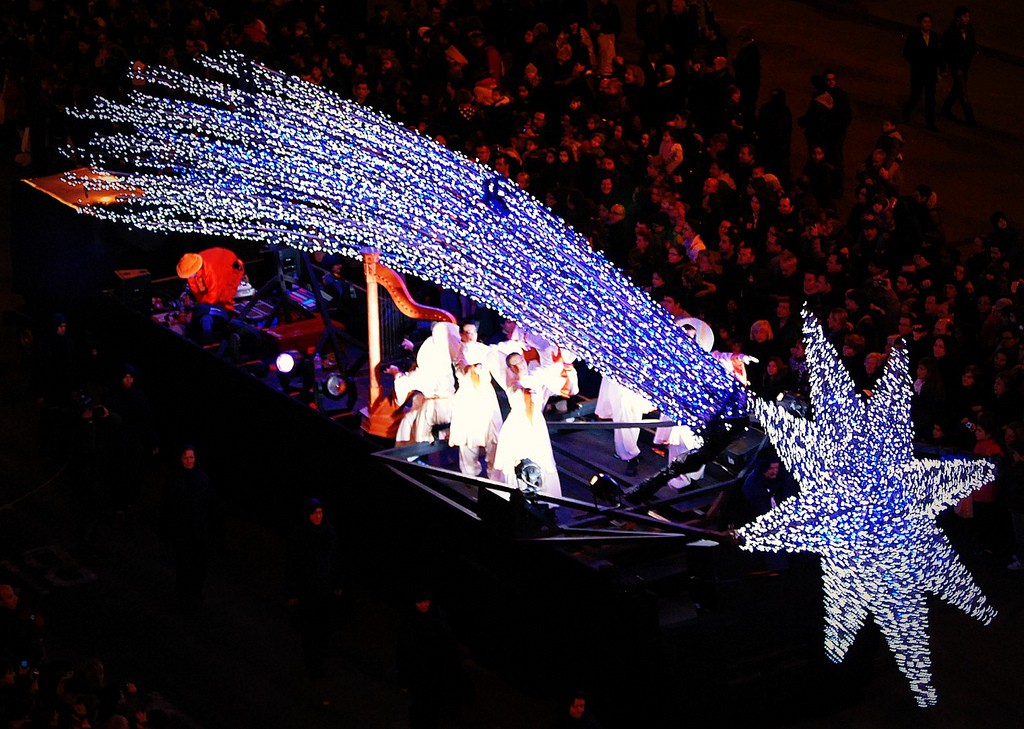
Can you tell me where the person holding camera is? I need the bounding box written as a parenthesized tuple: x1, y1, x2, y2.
(69, 398, 119, 553)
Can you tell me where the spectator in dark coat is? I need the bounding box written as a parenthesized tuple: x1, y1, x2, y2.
(798, 75, 834, 160)
(286, 497, 346, 678)
(106, 363, 160, 512)
(741, 454, 799, 522)
(397, 589, 467, 729)
(822, 69, 853, 184)
(733, 27, 761, 126)
(547, 690, 604, 728)
(901, 12, 942, 131)
(756, 88, 793, 184)
(940, 5, 977, 126)
(160, 445, 220, 609)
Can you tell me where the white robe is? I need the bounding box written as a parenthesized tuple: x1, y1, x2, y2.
(653, 317, 746, 483)
(492, 367, 563, 499)
(595, 376, 656, 461)
(393, 323, 459, 444)
(448, 344, 502, 476)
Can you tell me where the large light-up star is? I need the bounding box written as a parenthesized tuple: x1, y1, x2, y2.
(737, 313, 997, 707)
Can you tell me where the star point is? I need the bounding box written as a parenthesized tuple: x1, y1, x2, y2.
(738, 313, 997, 706)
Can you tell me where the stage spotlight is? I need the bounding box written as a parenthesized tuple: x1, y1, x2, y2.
(320, 373, 358, 411)
(323, 373, 348, 399)
(275, 350, 314, 397)
(589, 473, 624, 508)
(275, 350, 302, 374)
(514, 458, 543, 496)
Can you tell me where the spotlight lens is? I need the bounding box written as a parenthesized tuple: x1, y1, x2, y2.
(325, 374, 347, 397)
(276, 351, 298, 374)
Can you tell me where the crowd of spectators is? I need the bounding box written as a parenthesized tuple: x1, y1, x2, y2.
(4, 309, 198, 728)
(2, 581, 159, 729)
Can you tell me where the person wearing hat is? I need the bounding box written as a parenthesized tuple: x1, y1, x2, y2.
(286, 497, 345, 678)
(176, 247, 245, 345)
(175, 247, 245, 311)
(106, 362, 159, 513)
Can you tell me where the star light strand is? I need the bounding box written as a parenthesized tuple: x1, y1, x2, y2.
(738, 313, 997, 707)
(67, 52, 743, 431)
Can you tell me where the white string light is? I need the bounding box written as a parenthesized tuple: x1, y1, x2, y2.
(738, 312, 998, 707)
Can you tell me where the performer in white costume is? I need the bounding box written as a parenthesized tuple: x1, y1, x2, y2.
(492, 350, 564, 499)
(448, 336, 502, 477)
(391, 322, 460, 446)
(655, 317, 753, 488)
(594, 376, 655, 474)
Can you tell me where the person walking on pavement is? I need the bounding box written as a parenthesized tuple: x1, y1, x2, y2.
(902, 12, 943, 131)
(940, 5, 978, 126)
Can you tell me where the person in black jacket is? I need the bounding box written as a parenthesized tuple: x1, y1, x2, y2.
(940, 5, 978, 126)
(106, 363, 159, 513)
(286, 497, 345, 678)
(160, 445, 220, 610)
(397, 589, 466, 729)
(901, 12, 943, 131)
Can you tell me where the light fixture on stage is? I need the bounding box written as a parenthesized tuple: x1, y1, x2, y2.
(275, 349, 302, 374)
(274, 350, 315, 398)
(589, 473, 624, 509)
(514, 459, 543, 497)
(320, 372, 358, 411)
(323, 373, 347, 399)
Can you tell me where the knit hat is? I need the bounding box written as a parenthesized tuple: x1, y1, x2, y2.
(176, 252, 203, 278)
(304, 497, 323, 514)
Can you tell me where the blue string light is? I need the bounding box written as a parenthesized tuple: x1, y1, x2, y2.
(66, 52, 743, 431)
(738, 312, 998, 707)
